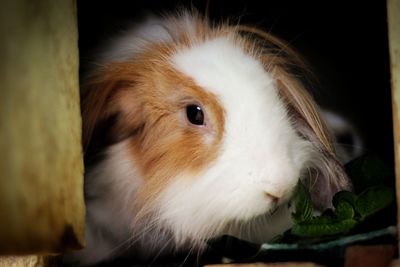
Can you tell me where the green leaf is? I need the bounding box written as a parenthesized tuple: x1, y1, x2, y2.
(299, 214, 335, 225)
(345, 155, 393, 193)
(291, 218, 357, 237)
(355, 186, 394, 220)
(332, 191, 356, 220)
(336, 201, 355, 220)
(332, 191, 357, 208)
(291, 182, 313, 223)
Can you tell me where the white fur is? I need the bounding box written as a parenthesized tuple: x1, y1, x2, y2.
(157, 37, 313, 245)
(99, 12, 197, 63)
(68, 141, 144, 265)
(70, 13, 319, 266)
(99, 16, 171, 62)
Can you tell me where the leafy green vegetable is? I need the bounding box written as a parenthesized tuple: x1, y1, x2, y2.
(291, 181, 313, 223)
(345, 154, 393, 193)
(286, 154, 395, 239)
(291, 218, 357, 237)
(355, 186, 394, 220)
(335, 201, 355, 220)
(289, 182, 394, 238)
(290, 198, 356, 238)
(207, 154, 396, 265)
(332, 191, 356, 208)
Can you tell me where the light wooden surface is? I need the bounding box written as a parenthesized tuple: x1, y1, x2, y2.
(204, 263, 324, 267)
(0, 255, 62, 267)
(0, 255, 64, 267)
(344, 245, 396, 267)
(0, 256, 43, 267)
(0, 256, 46, 267)
(388, 0, 400, 257)
(0, 0, 85, 254)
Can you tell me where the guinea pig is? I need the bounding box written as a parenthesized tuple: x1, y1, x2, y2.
(70, 9, 351, 266)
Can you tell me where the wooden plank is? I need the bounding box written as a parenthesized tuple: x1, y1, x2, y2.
(344, 245, 396, 267)
(204, 263, 324, 267)
(388, 0, 400, 256)
(0, 256, 44, 267)
(0, 255, 62, 267)
(390, 260, 400, 267)
(0, 0, 85, 254)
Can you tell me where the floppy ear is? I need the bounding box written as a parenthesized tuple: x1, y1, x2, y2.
(275, 72, 351, 209)
(80, 63, 142, 162)
(235, 26, 351, 209)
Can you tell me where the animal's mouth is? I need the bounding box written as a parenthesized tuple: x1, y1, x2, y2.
(268, 196, 293, 215)
(213, 202, 294, 246)
(269, 205, 280, 215)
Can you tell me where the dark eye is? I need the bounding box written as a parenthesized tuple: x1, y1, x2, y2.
(186, 105, 205, 125)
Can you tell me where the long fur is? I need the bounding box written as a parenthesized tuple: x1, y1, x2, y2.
(69, 10, 351, 266)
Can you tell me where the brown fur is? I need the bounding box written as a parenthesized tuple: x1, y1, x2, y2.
(81, 41, 226, 221)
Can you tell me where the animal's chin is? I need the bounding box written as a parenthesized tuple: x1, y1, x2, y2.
(268, 205, 280, 216)
(213, 201, 294, 244)
(133, 202, 293, 263)
(152, 197, 293, 255)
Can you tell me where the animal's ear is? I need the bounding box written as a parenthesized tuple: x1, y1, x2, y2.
(276, 73, 351, 210)
(80, 63, 142, 161)
(235, 25, 351, 209)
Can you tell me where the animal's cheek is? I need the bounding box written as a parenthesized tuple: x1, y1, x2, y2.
(129, 129, 218, 180)
(153, 174, 285, 243)
(124, 128, 223, 221)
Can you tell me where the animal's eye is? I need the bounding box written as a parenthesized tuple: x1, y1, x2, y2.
(186, 105, 205, 125)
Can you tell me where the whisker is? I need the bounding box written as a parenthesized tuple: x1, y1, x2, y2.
(148, 236, 173, 267)
(246, 217, 252, 241)
(179, 245, 195, 267)
(106, 217, 161, 258)
(195, 246, 202, 267)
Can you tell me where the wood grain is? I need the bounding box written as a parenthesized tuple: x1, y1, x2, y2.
(388, 0, 400, 257)
(0, 0, 85, 254)
(344, 245, 396, 267)
(0, 255, 62, 267)
(204, 263, 324, 267)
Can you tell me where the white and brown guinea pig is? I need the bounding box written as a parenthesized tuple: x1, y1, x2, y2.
(72, 9, 352, 266)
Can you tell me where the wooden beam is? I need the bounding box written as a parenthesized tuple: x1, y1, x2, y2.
(388, 0, 400, 256)
(0, 0, 84, 254)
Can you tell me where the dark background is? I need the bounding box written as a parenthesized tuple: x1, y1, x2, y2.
(77, 0, 393, 165)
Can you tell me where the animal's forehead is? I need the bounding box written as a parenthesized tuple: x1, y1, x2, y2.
(171, 36, 277, 105)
